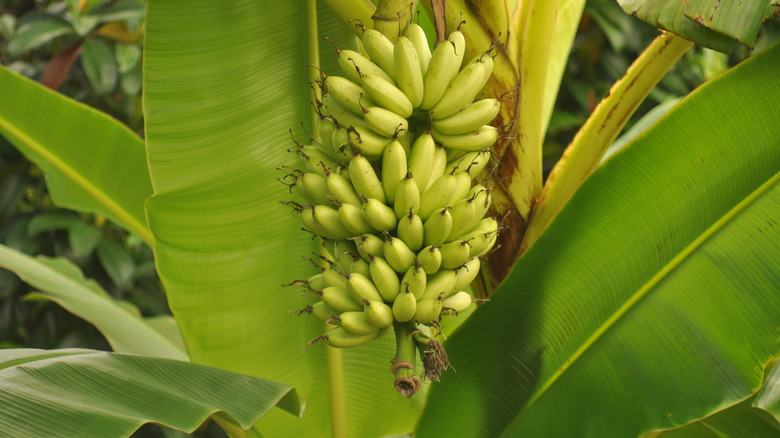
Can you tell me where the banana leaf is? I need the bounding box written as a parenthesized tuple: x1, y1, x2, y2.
(416, 41, 780, 437)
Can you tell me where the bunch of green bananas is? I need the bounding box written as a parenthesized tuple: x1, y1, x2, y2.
(281, 22, 499, 394)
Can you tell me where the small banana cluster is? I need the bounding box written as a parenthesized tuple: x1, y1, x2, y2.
(281, 22, 499, 396)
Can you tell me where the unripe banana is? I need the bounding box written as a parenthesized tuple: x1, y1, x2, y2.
(311, 301, 339, 321)
(353, 234, 384, 261)
(430, 61, 485, 120)
(431, 125, 499, 151)
(432, 98, 500, 135)
(381, 141, 407, 204)
(450, 171, 473, 204)
(393, 36, 424, 108)
(347, 126, 391, 158)
(417, 245, 442, 274)
(363, 300, 394, 328)
(324, 76, 374, 116)
(337, 250, 358, 274)
(463, 229, 494, 258)
(361, 74, 413, 118)
(447, 198, 477, 241)
(384, 235, 415, 273)
(453, 257, 481, 291)
(295, 172, 330, 205)
(392, 287, 417, 322)
(338, 203, 373, 235)
(349, 154, 386, 203)
(369, 256, 401, 302)
(397, 212, 424, 251)
(408, 133, 436, 193)
(445, 150, 492, 177)
(470, 215, 499, 233)
(362, 197, 397, 232)
(423, 207, 453, 247)
(318, 116, 338, 148)
(322, 286, 363, 312)
(364, 107, 409, 138)
(393, 173, 421, 219)
(400, 264, 427, 300)
(307, 272, 326, 291)
(339, 310, 381, 335)
(420, 32, 462, 110)
(403, 22, 431, 76)
(297, 145, 338, 176)
(466, 187, 493, 232)
(301, 205, 352, 240)
(474, 51, 494, 92)
(421, 269, 457, 300)
(351, 257, 371, 277)
(448, 31, 466, 80)
(362, 28, 396, 79)
(337, 49, 394, 84)
(327, 172, 361, 206)
(414, 297, 443, 324)
(439, 240, 472, 270)
(428, 146, 448, 191)
(441, 291, 473, 315)
(325, 326, 378, 348)
(419, 172, 456, 220)
(321, 94, 369, 130)
(322, 268, 347, 288)
(346, 272, 384, 302)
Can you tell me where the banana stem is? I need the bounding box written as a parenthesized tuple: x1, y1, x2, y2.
(392, 320, 420, 397)
(373, 0, 418, 41)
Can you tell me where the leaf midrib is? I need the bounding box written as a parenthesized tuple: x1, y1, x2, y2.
(518, 170, 780, 416)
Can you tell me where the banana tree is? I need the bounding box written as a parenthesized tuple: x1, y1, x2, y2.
(1, 0, 779, 437)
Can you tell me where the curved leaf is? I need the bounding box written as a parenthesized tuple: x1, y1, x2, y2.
(653, 396, 780, 437)
(416, 42, 780, 437)
(755, 359, 780, 422)
(0, 349, 301, 437)
(143, 2, 423, 436)
(0, 243, 186, 360)
(6, 14, 74, 59)
(0, 66, 153, 244)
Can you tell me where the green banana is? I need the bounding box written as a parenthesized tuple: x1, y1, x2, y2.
(420, 31, 462, 110)
(441, 291, 473, 315)
(393, 172, 421, 219)
(453, 257, 481, 291)
(349, 154, 386, 203)
(311, 301, 339, 321)
(324, 75, 374, 116)
(397, 212, 424, 251)
(363, 197, 397, 232)
(369, 256, 401, 302)
(431, 125, 499, 151)
(322, 268, 347, 288)
(449, 170, 473, 204)
(403, 22, 431, 76)
(307, 272, 326, 291)
(325, 326, 378, 348)
(381, 140, 407, 204)
(338, 203, 373, 235)
(414, 297, 443, 324)
(392, 287, 417, 323)
(384, 235, 415, 273)
(448, 31, 466, 80)
(432, 98, 500, 135)
(321, 285, 363, 312)
(400, 264, 427, 300)
(421, 269, 456, 300)
(408, 133, 436, 192)
(419, 172, 456, 220)
(447, 197, 477, 241)
(301, 205, 352, 240)
(327, 171, 361, 206)
(364, 106, 409, 138)
(337, 49, 394, 84)
(362, 28, 396, 79)
(347, 126, 391, 158)
(339, 311, 381, 335)
(361, 74, 413, 118)
(318, 115, 338, 148)
(393, 35, 424, 107)
(321, 93, 369, 130)
(346, 272, 384, 302)
(429, 60, 485, 120)
(428, 146, 448, 191)
(417, 244, 442, 274)
(295, 172, 330, 205)
(363, 300, 394, 328)
(353, 234, 384, 261)
(445, 149, 492, 178)
(423, 207, 453, 247)
(350, 257, 371, 277)
(439, 240, 471, 270)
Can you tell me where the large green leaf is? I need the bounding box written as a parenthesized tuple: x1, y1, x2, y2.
(0, 243, 186, 360)
(143, 2, 423, 436)
(0, 349, 301, 437)
(653, 396, 780, 437)
(416, 42, 780, 437)
(755, 359, 780, 422)
(0, 66, 153, 244)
